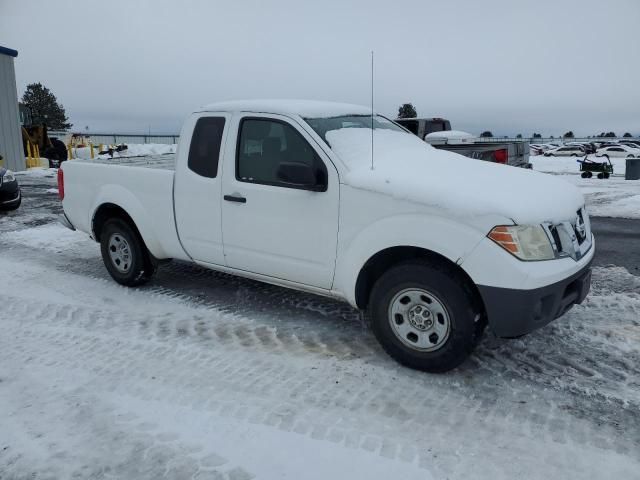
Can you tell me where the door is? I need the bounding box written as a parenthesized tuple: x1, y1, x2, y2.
(220, 114, 339, 289)
(173, 113, 230, 264)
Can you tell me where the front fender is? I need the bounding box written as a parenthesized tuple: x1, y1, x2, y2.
(333, 213, 487, 307)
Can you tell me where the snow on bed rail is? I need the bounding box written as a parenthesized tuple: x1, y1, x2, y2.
(74, 153, 176, 170)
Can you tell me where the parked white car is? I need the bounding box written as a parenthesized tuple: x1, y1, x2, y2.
(596, 145, 640, 158)
(59, 100, 594, 372)
(544, 145, 586, 157)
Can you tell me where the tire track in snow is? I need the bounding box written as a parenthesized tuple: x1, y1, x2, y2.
(1, 290, 639, 479)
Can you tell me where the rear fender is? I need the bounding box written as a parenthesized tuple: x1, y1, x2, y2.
(91, 184, 168, 258)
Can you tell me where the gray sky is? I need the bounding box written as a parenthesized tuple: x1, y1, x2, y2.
(2, 0, 639, 136)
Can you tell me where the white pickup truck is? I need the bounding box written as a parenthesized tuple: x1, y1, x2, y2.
(59, 100, 594, 372)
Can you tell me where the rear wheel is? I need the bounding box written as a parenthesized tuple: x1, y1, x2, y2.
(368, 260, 484, 373)
(100, 218, 155, 286)
(597, 172, 604, 179)
(581, 171, 589, 178)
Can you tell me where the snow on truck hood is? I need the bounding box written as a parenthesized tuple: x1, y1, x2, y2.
(326, 128, 584, 225)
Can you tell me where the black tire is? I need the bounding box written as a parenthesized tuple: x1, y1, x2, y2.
(368, 260, 484, 373)
(604, 172, 610, 179)
(586, 171, 593, 178)
(597, 172, 604, 179)
(581, 171, 589, 178)
(100, 218, 156, 286)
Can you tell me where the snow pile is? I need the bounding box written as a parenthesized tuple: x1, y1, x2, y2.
(593, 193, 640, 218)
(15, 167, 56, 178)
(73, 143, 176, 160)
(326, 128, 584, 224)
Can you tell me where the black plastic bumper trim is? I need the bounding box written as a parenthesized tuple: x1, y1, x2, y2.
(477, 261, 592, 338)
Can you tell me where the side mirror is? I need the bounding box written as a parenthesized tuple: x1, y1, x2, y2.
(276, 162, 324, 191)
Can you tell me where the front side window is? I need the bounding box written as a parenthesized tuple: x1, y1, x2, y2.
(188, 117, 226, 178)
(237, 118, 327, 189)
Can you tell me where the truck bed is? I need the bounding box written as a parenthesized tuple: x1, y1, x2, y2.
(75, 153, 176, 170)
(62, 153, 187, 261)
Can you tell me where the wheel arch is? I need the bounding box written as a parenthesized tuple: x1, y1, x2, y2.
(353, 246, 486, 318)
(93, 203, 141, 243)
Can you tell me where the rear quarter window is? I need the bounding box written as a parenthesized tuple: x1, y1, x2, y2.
(188, 117, 226, 178)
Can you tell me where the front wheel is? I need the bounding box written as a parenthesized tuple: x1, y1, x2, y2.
(100, 218, 156, 286)
(368, 261, 484, 373)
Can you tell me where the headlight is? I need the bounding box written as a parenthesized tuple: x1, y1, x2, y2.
(488, 225, 555, 261)
(2, 170, 15, 183)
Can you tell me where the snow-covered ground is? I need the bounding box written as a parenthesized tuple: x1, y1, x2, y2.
(531, 154, 640, 219)
(1, 169, 639, 479)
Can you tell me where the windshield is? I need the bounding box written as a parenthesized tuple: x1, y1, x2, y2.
(304, 115, 408, 146)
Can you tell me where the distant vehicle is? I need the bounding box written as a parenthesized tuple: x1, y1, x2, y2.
(566, 142, 596, 154)
(596, 141, 622, 149)
(59, 100, 593, 373)
(537, 144, 556, 151)
(596, 145, 640, 158)
(395, 117, 530, 168)
(544, 145, 586, 157)
(0, 167, 21, 210)
(530, 144, 545, 156)
(620, 140, 640, 150)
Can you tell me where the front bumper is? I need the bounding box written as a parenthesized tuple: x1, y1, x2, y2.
(0, 182, 21, 207)
(478, 260, 592, 338)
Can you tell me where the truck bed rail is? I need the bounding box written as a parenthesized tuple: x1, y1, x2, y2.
(73, 153, 176, 170)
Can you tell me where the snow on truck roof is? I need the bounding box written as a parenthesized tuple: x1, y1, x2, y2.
(199, 99, 373, 118)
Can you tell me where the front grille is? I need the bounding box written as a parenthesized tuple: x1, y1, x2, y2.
(543, 207, 592, 261)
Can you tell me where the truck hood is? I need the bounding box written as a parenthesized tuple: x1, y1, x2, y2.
(326, 128, 584, 225)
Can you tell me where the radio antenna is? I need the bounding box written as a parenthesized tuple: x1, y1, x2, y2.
(370, 50, 374, 170)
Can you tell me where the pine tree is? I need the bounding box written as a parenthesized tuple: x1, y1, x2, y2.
(563, 131, 574, 138)
(480, 131, 493, 138)
(623, 132, 632, 138)
(21, 82, 72, 130)
(397, 103, 417, 119)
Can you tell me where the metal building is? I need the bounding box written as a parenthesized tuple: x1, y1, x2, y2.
(0, 45, 25, 171)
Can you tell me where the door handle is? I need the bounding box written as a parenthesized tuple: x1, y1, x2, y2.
(224, 194, 246, 203)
